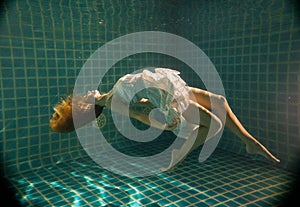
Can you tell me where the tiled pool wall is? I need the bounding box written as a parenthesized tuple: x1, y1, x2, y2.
(178, 0, 300, 171)
(0, 0, 299, 178)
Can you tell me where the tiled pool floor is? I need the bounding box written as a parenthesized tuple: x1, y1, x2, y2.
(7, 148, 296, 207)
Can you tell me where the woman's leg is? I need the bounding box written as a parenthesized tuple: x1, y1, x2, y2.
(181, 100, 223, 151)
(162, 101, 222, 171)
(189, 87, 280, 163)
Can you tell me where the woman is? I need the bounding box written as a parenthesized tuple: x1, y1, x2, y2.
(50, 68, 280, 166)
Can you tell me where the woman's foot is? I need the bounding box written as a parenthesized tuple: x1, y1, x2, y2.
(245, 138, 280, 163)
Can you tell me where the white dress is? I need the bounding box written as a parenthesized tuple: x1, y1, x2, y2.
(112, 68, 189, 123)
(111, 68, 199, 171)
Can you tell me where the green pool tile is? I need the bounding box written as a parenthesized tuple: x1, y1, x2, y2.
(4, 149, 298, 206)
(1, 0, 299, 206)
(157, 198, 170, 206)
(223, 200, 241, 207)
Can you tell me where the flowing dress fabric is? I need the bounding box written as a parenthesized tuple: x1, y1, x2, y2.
(111, 68, 200, 171)
(112, 68, 190, 125)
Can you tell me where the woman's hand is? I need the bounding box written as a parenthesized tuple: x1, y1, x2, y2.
(165, 116, 180, 131)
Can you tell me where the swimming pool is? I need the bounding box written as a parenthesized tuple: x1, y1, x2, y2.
(0, 0, 299, 206)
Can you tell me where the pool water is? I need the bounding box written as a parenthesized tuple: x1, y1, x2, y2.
(1, 0, 299, 206)
(8, 147, 295, 206)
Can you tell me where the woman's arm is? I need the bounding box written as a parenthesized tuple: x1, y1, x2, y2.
(106, 94, 177, 131)
(129, 107, 178, 131)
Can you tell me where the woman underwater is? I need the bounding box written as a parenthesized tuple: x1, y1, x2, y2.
(49, 68, 280, 169)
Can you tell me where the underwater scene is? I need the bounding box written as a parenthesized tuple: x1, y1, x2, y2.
(0, 0, 299, 206)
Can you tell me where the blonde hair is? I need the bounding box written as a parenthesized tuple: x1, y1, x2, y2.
(49, 96, 103, 133)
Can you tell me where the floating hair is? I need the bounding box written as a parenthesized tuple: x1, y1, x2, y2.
(49, 96, 103, 133)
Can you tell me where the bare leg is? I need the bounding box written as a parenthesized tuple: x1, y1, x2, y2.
(163, 101, 222, 171)
(182, 101, 222, 140)
(189, 87, 280, 163)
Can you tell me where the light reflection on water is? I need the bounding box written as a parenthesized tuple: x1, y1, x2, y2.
(9, 150, 295, 206)
(12, 159, 164, 206)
